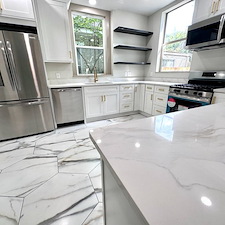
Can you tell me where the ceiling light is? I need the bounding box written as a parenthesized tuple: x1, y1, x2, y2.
(89, 0, 96, 5)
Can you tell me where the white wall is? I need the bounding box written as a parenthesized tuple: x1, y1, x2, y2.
(111, 10, 149, 79)
(145, 0, 190, 82)
(191, 48, 225, 71)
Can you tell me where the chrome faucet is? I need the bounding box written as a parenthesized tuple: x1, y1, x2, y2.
(94, 67, 98, 83)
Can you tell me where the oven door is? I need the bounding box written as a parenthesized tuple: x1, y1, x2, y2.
(166, 95, 210, 113)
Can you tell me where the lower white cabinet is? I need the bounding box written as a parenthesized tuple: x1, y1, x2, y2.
(84, 86, 119, 119)
(212, 92, 225, 104)
(152, 85, 169, 116)
(134, 84, 145, 111)
(143, 85, 154, 115)
(119, 84, 134, 113)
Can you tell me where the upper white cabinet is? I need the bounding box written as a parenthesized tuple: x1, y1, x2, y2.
(0, 0, 34, 20)
(34, 0, 72, 62)
(193, 0, 225, 23)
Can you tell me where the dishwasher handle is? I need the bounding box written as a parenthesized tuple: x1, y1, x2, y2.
(53, 88, 82, 92)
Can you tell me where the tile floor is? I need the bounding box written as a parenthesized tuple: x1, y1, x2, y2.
(0, 114, 146, 225)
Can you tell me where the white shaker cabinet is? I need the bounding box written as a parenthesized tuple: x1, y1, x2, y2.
(134, 84, 145, 111)
(193, 0, 225, 24)
(152, 85, 169, 116)
(34, 0, 72, 62)
(84, 86, 119, 119)
(0, 0, 34, 21)
(212, 91, 225, 103)
(143, 85, 154, 115)
(119, 84, 134, 113)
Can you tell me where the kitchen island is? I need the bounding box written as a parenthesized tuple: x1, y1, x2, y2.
(90, 103, 225, 225)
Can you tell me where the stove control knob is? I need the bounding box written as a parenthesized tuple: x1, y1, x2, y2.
(193, 92, 197, 95)
(198, 93, 203, 97)
(174, 89, 180, 93)
(185, 90, 189, 94)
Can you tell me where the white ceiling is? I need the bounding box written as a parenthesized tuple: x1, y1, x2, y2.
(71, 0, 177, 16)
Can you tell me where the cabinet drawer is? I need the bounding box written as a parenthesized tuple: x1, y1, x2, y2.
(120, 84, 134, 91)
(152, 105, 166, 116)
(153, 93, 168, 107)
(145, 85, 154, 92)
(120, 102, 134, 112)
(120, 92, 134, 101)
(154, 86, 169, 94)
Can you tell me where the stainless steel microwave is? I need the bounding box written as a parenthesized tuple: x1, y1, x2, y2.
(186, 14, 225, 51)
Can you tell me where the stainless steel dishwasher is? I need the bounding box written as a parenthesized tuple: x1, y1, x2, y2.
(52, 88, 84, 125)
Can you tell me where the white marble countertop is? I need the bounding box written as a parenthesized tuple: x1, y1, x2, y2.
(90, 103, 225, 225)
(214, 88, 225, 93)
(48, 81, 178, 89)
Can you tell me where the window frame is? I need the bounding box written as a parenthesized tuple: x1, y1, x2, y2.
(72, 12, 106, 76)
(69, 4, 111, 77)
(157, 0, 194, 73)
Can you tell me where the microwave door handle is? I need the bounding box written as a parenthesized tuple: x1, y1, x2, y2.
(218, 14, 225, 43)
(6, 41, 21, 91)
(0, 41, 16, 90)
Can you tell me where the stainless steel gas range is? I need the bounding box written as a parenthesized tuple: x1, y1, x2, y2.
(166, 71, 225, 113)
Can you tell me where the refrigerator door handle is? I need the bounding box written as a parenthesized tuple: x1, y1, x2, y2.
(0, 99, 48, 108)
(25, 99, 49, 106)
(6, 41, 21, 91)
(0, 41, 16, 90)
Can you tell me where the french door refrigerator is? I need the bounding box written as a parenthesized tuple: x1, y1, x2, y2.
(0, 24, 54, 141)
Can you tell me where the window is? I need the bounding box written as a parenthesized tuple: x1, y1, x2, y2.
(72, 13, 105, 75)
(159, 1, 194, 72)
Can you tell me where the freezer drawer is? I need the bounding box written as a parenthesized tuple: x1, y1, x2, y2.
(52, 88, 84, 125)
(0, 98, 54, 141)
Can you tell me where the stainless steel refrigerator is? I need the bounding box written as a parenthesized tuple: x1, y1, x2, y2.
(0, 24, 55, 141)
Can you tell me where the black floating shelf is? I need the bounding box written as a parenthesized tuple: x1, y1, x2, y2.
(114, 26, 153, 36)
(114, 62, 151, 65)
(114, 45, 152, 51)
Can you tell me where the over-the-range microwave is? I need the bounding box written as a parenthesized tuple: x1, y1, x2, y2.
(186, 14, 225, 51)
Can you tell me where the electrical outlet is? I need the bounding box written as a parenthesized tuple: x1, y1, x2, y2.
(56, 72, 61, 79)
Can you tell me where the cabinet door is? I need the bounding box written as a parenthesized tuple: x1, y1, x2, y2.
(0, 0, 34, 20)
(134, 84, 145, 111)
(192, 0, 225, 23)
(85, 94, 104, 118)
(104, 93, 120, 115)
(143, 92, 153, 115)
(34, 0, 72, 62)
(212, 92, 225, 103)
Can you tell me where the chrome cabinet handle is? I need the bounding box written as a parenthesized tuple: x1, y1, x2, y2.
(151, 94, 153, 100)
(104, 95, 106, 102)
(211, 1, 216, 13)
(6, 41, 21, 91)
(158, 88, 165, 92)
(157, 98, 164, 101)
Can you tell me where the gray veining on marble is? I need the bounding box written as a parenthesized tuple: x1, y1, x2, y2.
(58, 144, 100, 174)
(89, 164, 102, 202)
(82, 203, 103, 225)
(0, 197, 23, 225)
(0, 156, 58, 197)
(19, 173, 98, 225)
(0, 113, 146, 225)
(34, 132, 77, 155)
